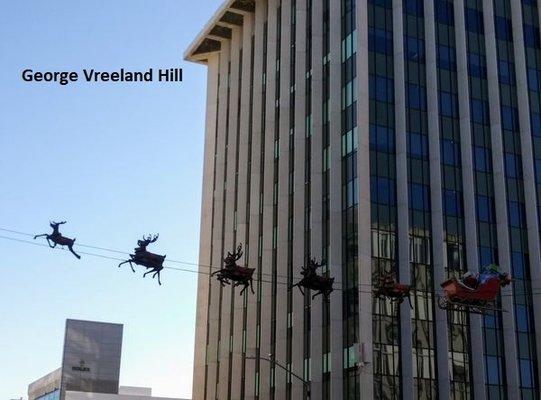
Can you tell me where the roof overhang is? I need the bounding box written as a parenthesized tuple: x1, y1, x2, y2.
(184, 0, 256, 64)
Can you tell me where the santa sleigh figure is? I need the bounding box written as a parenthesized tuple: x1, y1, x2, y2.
(438, 264, 512, 314)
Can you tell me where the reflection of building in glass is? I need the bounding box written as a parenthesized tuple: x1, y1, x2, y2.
(186, 0, 541, 398)
(28, 319, 187, 400)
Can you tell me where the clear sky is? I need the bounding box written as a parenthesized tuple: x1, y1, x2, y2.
(0, 1, 222, 398)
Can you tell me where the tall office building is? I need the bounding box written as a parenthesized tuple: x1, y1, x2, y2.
(185, 0, 541, 398)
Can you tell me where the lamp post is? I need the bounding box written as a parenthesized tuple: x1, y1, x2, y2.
(245, 353, 311, 398)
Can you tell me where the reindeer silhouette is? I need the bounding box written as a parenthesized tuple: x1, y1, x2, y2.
(118, 234, 165, 285)
(34, 221, 81, 259)
(292, 258, 334, 299)
(211, 244, 255, 295)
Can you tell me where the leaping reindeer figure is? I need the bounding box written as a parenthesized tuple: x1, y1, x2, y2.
(34, 221, 81, 259)
(211, 244, 255, 295)
(292, 258, 334, 299)
(118, 234, 165, 285)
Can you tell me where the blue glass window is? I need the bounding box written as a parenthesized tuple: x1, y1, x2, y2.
(435, 0, 453, 24)
(370, 76, 393, 102)
(479, 246, 494, 266)
(370, 0, 392, 6)
(443, 139, 459, 165)
(440, 92, 456, 117)
(371, 177, 395, 205)
(524, 24, 541, 48)
(465, 8, 484, 33)
(531, 113, 541, 137)
(471, 99, 487, 123)
(410, 184, 429, 211)
(468, 53, 486, 78)
(409, 132, 428, 158)
(444, 190, 461, 216)
(520, 359, 533, 388)
(527, 68, 539, 91)
(499, 60, 513, 84)
(474, 146, 490, 172)
(535, 159, 541, 179)
(511, 251, 525, 279)
(505, 153, 518, 178)
(495, 16, 512, 41)
(437, 45, 456, 70)
(501, 106, 518, 131)
(370, 124, 395, 152)
(477, 195, 492, 222)
(405, 36, 425, 62)
(508, 201, 524, 227)
(486, 356, 501, 384)
(516, 305, 529, 332)
(484, 313, 496, 328)
(369, 28, 393, 55)
(404, 0, 423, 16)
(407, 84, 426, 110)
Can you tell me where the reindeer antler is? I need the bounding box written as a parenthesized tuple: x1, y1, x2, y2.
(235, 243, 243, 260)
(144, 234, 159, 243)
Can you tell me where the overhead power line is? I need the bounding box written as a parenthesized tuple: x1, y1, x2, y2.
(0, 228, 540, 300)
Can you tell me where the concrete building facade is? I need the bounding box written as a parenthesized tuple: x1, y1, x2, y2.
(185, 0, 541, 398)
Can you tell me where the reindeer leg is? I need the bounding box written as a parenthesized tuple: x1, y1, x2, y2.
(144, 269, 153, 277)
(68, 245, 81, 259)
(250, 278, 255, 294)
(119, 260, 135, 273)
(157, 271, 162, 286)
(34, 234, 47, 240)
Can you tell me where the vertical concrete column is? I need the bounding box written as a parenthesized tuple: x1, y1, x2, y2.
(231, 14, 255, 400)
(392, 0, 413, 398)
(208, 41, 232, 400)
(218, 27, 242, 400)
(454, 1, 486, 397)
(328, 0, 344, 397)
(356, 1, 374, 398)
(245, 3, 268, 399)
(483, 2, 521, 397)
(292, 1, 308, 398)
(275, 1, 292, 398)
(193, 53, 220, 400)
(423, 1, 450, 398)
(511, 1, 541, 388)
(261, 0, 279, 397)
(309, 0, 324, 397)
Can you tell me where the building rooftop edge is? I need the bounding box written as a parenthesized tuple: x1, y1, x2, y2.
(66, 318, 124, 327)
(184, 0, 255, 64)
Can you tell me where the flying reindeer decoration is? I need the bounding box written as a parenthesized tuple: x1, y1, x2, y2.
(118, 234, 165, 285)
(34, 221, 81, 259)
(292, 258, 334, 299)
(211, 244, 255, 295)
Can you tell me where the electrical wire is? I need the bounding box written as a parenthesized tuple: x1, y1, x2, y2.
(1, 230, 540, 300)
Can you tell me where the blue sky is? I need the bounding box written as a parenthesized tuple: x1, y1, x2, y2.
(0, 1, 221, 397)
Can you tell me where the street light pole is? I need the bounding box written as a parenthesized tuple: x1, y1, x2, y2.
(245, 353, 311, 398)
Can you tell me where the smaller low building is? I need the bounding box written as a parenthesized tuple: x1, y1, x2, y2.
(28, 319, 189, 400)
